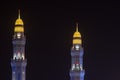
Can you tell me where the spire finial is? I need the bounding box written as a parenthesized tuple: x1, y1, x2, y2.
(18, 9, 20, 19)
(76, 22, 78, 32)
(15, 9, 24, 26)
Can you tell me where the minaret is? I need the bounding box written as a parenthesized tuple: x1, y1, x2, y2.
(11, 10, 27, 80)
(70, 23, 85, 80)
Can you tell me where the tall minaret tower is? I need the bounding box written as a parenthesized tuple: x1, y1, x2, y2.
(70, 23, 85, 80)
(11, 10, 27, 80)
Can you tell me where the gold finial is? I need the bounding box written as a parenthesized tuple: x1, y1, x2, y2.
(18, 9, 20, 19)
(14, 9, 24, 32)
(76, 22, 78, 32)
(15, 9, 23, 26)
(73, 22, 81, 38)
(73, 22, 82, 44)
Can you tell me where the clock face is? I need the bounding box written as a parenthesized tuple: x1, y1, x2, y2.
(75, 45, 79, 50)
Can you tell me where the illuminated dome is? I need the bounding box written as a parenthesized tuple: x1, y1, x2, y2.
(73, 23, 82, 44)
(15, 10, 24, 25)
(73, 31, 81, 38)
(73, 23, 81, 38)
(14, 10, 24, 32)
(15, 18, 24, 25)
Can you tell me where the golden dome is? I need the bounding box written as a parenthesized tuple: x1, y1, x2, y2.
(15, 10, 24, 25)
(73, 39, 82, 44)
(14, 10, 24, 32)
(14, 26, 24, 32)
(73, 23, 81, 38)
(15, 18, 24, 25)
(73, 31, 81, 37)
(73, 23, 82, 44)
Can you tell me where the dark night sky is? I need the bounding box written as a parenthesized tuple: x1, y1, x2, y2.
(0, 0, 120, 80)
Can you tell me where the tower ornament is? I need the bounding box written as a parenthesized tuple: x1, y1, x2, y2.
(73, 23, 82, 44)
(14, 10, 24, 32)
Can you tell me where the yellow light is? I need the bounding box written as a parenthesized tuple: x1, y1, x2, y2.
(14, 26, 24, 32)
(15, 18, 24, 25)
(72, 23, 82, 44)
(15, 10, 24, 25)
(73, 23, 81, 38)
(73, 32, 81, 38)
(73, 39, 82, 44)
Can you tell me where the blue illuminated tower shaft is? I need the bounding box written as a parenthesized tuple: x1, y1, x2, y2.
(11, 11, 27, 80)
(11, 34, 27, 80)
(70, 23, 85, 80)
